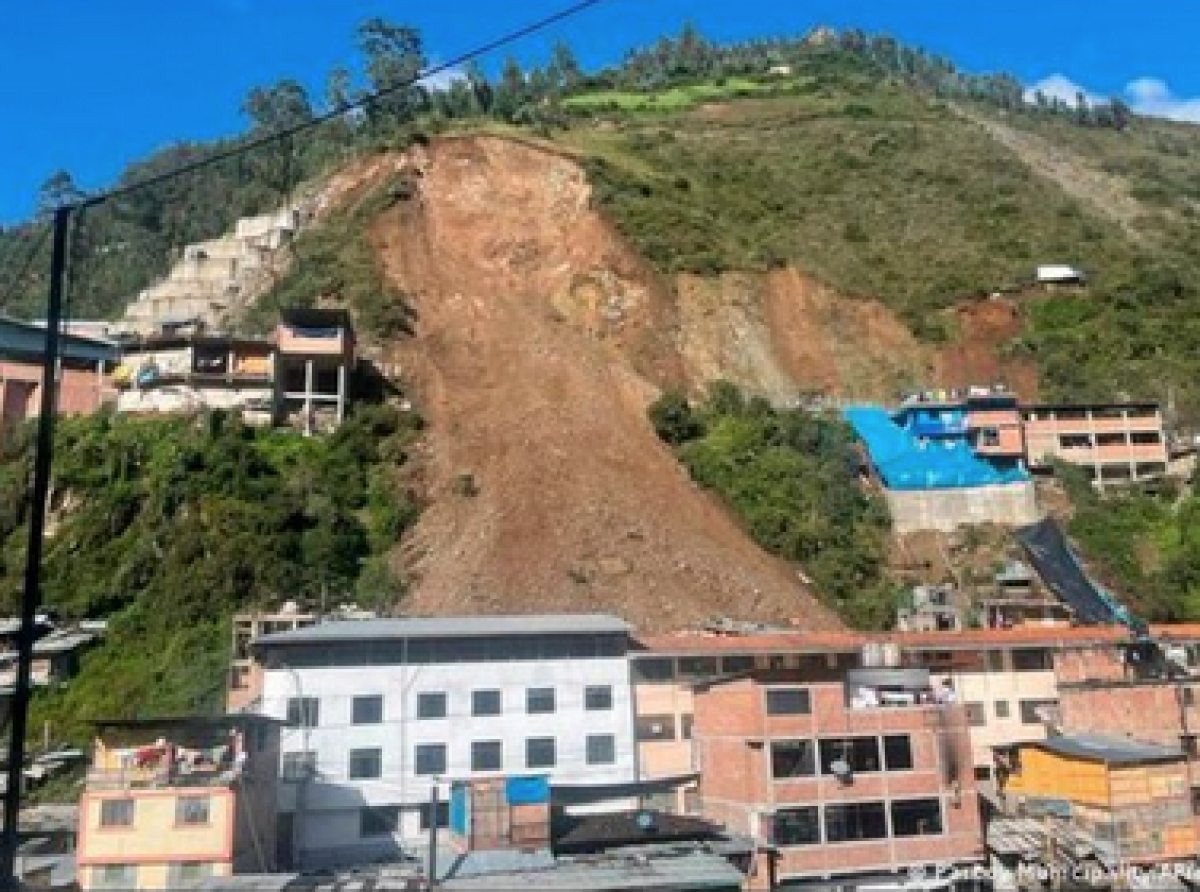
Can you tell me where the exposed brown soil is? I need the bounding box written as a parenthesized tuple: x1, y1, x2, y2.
(372, 136, 840, 632)
(349, 134, 1041, 630)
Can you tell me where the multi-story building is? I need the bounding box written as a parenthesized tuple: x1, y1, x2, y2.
(252, 614, 640, 870)
(1021, 401, 1169, 486)
(76, 715, 282, 891)
(274, 309, 355, 435)
(692, 664, 982, 887)
(1, 315, 117, 439)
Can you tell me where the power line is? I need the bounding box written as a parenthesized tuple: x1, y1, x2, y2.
(80, 0, 606, 211)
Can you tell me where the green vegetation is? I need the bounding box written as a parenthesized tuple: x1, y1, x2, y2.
(563, 77, 778, 112)
(1053, 464, 1200, 622)
(650, 383, 899, 628)
(0, 406, 422, 745)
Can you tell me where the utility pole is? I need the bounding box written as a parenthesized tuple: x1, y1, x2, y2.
(427, 781, 441, 889)
(1, 205, 72, 890)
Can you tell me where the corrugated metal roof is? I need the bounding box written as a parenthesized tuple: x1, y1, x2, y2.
(0, 315, 117, 364)
(1030, 732, 1183, 764)
(256, 614, 630, 646)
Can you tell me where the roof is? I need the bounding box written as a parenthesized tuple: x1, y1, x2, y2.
(635, 623, 1200, 656)
(256, 614, 631, 647)
(442, 849, 745, 890)
(280, 308, 353, 330)
(554, 810, 723, 855)
(0, 315, 117, 365)
(92, 714, 287, 732)
(1022, 733, 1183, 765)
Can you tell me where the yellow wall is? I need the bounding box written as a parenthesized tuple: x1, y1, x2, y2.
(82, 859, 231, 891)
(80, 789, 233, 863)
(1004, 747, 1111, 807)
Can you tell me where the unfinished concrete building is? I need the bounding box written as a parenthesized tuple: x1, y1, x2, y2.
(274, 309, 355, 436)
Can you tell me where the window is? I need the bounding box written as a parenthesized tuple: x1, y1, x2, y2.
(1131, 431, 1162, 445)
(987, 650, 1005, 672)
(526, 737, 556, 769)
(352, 695, 383, 725)
(883, 735, 913, 771)
(965, 702, 986, 726)
(420, 801, 450, 830)
(1012, 649, 1052, 672)
(678, 657, 719, 678)
(286, 696, 319, 728)
(415, 743, 447, 776)
(995, 700, 1011, 719)
(417, 692, 447, 719)
(825, 801, 887, 842)
(360, 805, 400, 837)
(230, 665, 249, 690)
(1059, 434, 1092, 449)
(587, 734, 616, 765)
(975, 765, 992, 782)
(282, 751, 316, 781)
(175, 796, 211, 826)
(348, 747, 383, 780)
(722, 655, 755, 674)
(585, 685, 613, 711)
(526, 687, 556, 714)
(94, 864, 137, 889)
(633, 658, 674, 682)
(471, 741, 503, 772)
(1020, 698, 1058, 724)
(681, 713, 694, 740)
(891, 798, 944, 837)
(636, 714, 676, 741)
(472, 689, 501, 716)
(773, 806, 820, 846)
(99, 798, 134, 828)
(818, 737, 880, 774)
(167, 862, 213, 884)
(771, 741, 816, 779)
(765, 688, 811, 716)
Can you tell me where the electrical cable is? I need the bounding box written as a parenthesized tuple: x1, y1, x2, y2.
(78, 0, 606, 211)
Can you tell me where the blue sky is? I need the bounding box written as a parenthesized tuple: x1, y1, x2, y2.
(2, 0, 1199, 224)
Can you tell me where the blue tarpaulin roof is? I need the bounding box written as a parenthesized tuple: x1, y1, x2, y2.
(844, 406, 1030, 490)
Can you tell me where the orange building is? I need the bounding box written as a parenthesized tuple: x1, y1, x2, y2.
(1021, 402, 1169, 486)
(77, 715, 282, 890)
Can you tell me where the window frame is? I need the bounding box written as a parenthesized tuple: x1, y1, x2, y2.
(470, 740, 503, 773)
(882, 734, 914, 771)
(526, 686, 556, 714)
(824, 800, 888, 843)
(348, 747, 383, 780)
(286, 695, 319, 728)
(472, 689, 502, 717)
(765, 688, 812, 716)
(281, 750, 317, 782)
(585, 685, 613, 711)
(360, 805, 400, 837)
(586, 733, 616, 765)
(416, 691, 448, 720)
(771, 740, 816, 779)
(415, 743, 447, 776)
(890, 797, 944, 838)
(174, 795, 212, 827)
(420, 800, 450, 830)
(98, 798, 135, 828)
(525, 736, 557, 769)
(773, 805, 820, 846)
(818, 736, 882, 775)
(352, 694, 384, 725)
(636, 714, 677, 742)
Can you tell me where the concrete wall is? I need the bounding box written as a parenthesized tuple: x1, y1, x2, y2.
(885, 481, 1039, 534)
(949, 649, 1058, 770)
(116, 385, 271, 414)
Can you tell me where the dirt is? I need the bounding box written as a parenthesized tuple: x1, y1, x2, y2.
(934, 297, 1039, 399)
(371, 136, 841, 632)
(348, 134, 1042, 631)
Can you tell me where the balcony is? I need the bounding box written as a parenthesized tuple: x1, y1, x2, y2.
(86, 763, 241, 791)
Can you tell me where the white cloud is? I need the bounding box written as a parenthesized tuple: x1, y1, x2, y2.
(420, 65, 467, 92)
(1023, 74, 1101, 107)
(1123, 76, 1200, 123)
(1024, 72, 1200, 123)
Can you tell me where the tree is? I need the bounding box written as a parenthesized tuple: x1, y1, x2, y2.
(648, 392, 704, 445)
(547, 41, 583, 93)
(357, 18, 428, 128)
(242, 79, 314, 134)
(1107, 95, 1132, 130)
(37, 169, 84, 216)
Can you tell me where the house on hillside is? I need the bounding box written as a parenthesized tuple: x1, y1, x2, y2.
(1035, 264, 1087, 287)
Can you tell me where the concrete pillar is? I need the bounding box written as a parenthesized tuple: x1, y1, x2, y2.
(304, 358, 314, 437)
(336, 362, 347, 427)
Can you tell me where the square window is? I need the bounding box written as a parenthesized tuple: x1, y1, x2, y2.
(987, 650, 1005, 672)
(348, 747, 382, 780)
(721, 655, 755, 675)
(526, 687, 556, 714)
(824, 801, 887, 842)
(586, 734, 616, 765)
(99, 798, 134, 828)
(636, 714, 676, 741)
(415, 744, 447, 776)
(286, 696, 319, 728)
(175, 795, 211, 826)
(360, 805, 400, 837)
(471, 740, 503, 772)
(965, 702, 986, 726)
(585, 685, 613, 711)
(1020, 698, 1058, 724)
(526, 737, 556, 769)
(995, 700, 1011, 719)
(772, 806, 820, 846)
(765, 688, 811, 716)
(891, 798, 943, 837)
(678, 657, 718, 678)
(353, 695, 383, 725)
(417, 692, 447, 719)
(167, 863, 213, 884)
(771, 741, 815, 779)
(819, 737, 881, 774)
(472, 689, 501, 716)
(420, 801, 450, 830)
(95, 864, 138, 889)
(633, 658, 674, 682)
(1012, 649, 1051, 672)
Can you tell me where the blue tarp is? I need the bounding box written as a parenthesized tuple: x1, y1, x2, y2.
(844, 406, 1030, 490)
(504, 774, 549, 805)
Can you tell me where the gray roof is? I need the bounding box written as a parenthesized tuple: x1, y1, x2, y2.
(0, 315, 117, 365)
(256, 614, 631, 646)
(443, 849, 745, 890)
(1033, 732, 1183, 764)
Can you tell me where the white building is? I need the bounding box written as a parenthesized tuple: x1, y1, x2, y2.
(254, 615, 639, 869)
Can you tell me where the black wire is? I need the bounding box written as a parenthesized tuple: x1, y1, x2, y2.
(79, 0, 606, 211)
(0, 224, 52, 313)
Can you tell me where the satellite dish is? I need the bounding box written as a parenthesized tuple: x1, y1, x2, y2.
(830, 759, 851, 778)
(635, 810, 658, 833)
